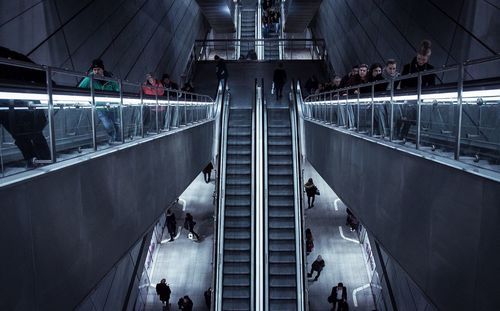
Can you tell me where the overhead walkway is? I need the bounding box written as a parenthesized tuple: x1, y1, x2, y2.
(0, 59, 219, 310)
(294, 56, 500, 311)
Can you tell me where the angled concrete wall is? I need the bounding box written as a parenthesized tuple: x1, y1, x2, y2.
(0, 121, 214, 310)
(303, 120, 500, 311)
(312, 0, 500, 80)
(0, 0, 209, 83)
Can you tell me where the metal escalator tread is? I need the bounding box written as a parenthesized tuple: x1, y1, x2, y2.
(222, 108, 252, 310)
(267, 108, 297, 310)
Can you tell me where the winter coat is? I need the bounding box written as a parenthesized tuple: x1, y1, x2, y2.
(400, 57, 436, 89)
(155, 283, 171, 301)
(273, 68, 287, 86)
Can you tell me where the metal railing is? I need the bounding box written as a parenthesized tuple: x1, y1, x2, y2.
(301, 55, 500, 174)
(256, 78, 264, 311)
(0, 58, 217, 179)
(194, 39, 327, 61)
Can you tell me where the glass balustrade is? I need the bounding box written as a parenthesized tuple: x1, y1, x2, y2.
(0, 60, 216, 179)
(302, 56, 500, 174)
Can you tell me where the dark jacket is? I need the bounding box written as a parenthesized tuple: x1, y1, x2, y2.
(184, 215, 196, 231)
(273, 68, 287, 86)
(330, 285, 348, 301)
(179, 297, 193, 311)
(369, 74, 386, 92)
(216, 59, 228, 80)
(166, 212, 176, 232)
(155, 283, 171, 301)
(304, 182, 317, 197)
(400, 57, 436, 89)
(203, 162, 214, 174)
(312, 259, 325, 271)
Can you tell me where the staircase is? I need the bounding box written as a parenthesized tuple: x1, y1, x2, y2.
(240, 9, 256, 58)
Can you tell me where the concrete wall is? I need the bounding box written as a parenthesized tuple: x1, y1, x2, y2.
(0, 0, 209, 83)
(312, 0, 500, 80)
(303, 120, 500, 310)
(0, 121, 214, 310)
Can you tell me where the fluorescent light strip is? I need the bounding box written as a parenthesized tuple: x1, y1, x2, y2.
(305, 88, 500, 105)
(0, 92, 213, 106)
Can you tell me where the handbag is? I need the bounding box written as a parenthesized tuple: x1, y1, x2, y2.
(315, 188, 320, 196)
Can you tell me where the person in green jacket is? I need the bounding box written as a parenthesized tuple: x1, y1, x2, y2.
(78, 59, 121, 142)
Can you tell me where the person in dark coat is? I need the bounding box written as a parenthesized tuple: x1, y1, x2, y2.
(308, 255, 325, 281)
(328, 282, 348, 311)
(397, 40, 436, 142)
(166, 210, 177, 242)
(273, 62, 287, 100)
(214, 55, 228, 84)
(155, 278, 171, 307)
(178, 295, 193, 311)
(184, 213, 200, 240)
(305, 228, 314, 256)
(0, 46, 51, 168)
(204, 287, 212, 309)
(304, 178, 318, 208)
(202, 162, 214, 183)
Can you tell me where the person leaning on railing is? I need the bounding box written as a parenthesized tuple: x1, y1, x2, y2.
(396, 40, 436, 142)
(78, 59, 121, 143)
(142, 73, 165, 133)
(0, 46, 51, 168)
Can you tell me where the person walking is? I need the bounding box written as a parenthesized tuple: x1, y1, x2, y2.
(328, 282, 348, 311)
(272, 62, 287, 100)
(308, 255, 325, 281)
(184, 213, 200, 241)
(155, 279, 171, 308)
(166, 210, 177, 242)
(304, 178, 318, 208)
(202, 162, 214, 183)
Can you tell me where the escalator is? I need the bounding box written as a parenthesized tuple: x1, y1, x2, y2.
(265, 99, 301, 310)
(217, 88, 255, 310)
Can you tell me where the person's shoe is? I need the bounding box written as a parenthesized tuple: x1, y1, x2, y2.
(307, 273, 312, 277)
(311, 204, 314, 208)
(168, 238, 174, 242)
(314, 277, 318, 281)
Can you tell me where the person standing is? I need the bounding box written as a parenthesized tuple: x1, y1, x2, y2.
(305, 228, 314, 256)
(328, 282, 348, 311)
(78, 59, 121, 143)
(214, 55, 228, 86)
(308, 255, 325, 281)
(166, 210, 177, 242)
(273, 62, 287, 100)
(155, 279, 171, 308)
(184, 213, 200, 240)
(304, 178, 318, 208)
(204, 287, 212, 309)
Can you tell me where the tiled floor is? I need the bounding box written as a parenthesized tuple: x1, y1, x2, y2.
(303, 160, 376, 311)
(144, 163, 376, 311)
(145, 173, 215, 311)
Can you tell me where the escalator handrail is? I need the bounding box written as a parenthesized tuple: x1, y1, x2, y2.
(251, 78, 258, 311)
(291, 80, 307, 310)
(214, 79, 230, 311)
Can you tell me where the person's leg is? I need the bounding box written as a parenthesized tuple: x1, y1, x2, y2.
(190, 229, 200, 240)
(97, 109, 116, 141)
(307, 267, 314, 277)
(307, 196, 311, 208)
(311, 195, 315, 207)
(314, 269, 321, 280)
